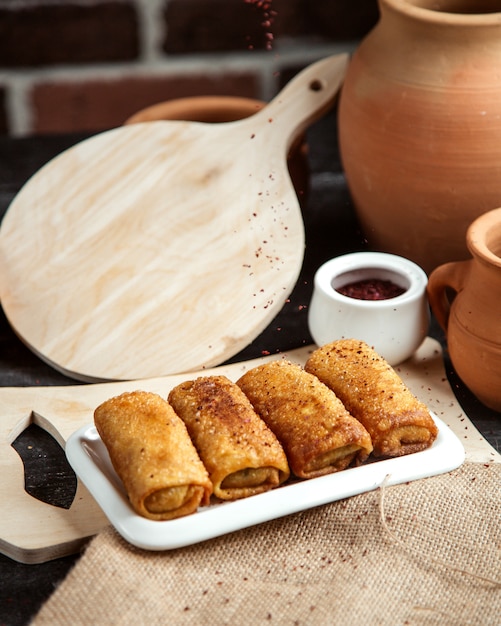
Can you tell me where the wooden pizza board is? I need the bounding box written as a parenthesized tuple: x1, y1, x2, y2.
(0, 54, 348, 382)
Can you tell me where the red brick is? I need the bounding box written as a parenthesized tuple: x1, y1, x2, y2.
(164, 0, 272, 54)
(30, 72, 261, 134)
(268, 0, 305, 38)
(0, 2, 139, 68)
(304, 0, 379, 40)
(163, 0, 379, 55)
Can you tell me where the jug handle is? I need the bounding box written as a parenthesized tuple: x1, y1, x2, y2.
(426, 260, 471, 332)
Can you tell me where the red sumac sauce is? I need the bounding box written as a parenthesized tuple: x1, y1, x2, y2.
(336, 278, 406, 301)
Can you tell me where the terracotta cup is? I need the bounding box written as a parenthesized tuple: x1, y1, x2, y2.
(125, 95, 309, 203)
(427, 207, 501, 412)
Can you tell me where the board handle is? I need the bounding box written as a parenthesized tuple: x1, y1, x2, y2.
(252, 53, 350, 151)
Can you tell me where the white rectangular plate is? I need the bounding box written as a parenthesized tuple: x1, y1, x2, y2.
(66, 413, 465, 551)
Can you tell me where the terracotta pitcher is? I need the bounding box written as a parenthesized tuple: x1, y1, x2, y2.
(338, 0, 501, 274)
(427, 207, 501, 412)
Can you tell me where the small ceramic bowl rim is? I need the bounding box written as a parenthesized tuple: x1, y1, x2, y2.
(314, 251, 428, 308)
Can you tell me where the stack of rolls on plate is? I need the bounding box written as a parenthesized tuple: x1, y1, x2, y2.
(94, 339, 438, 521)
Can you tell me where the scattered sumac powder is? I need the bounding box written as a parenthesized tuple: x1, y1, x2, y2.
(244, 0, 276, 50)
(336, 278, 406, 301)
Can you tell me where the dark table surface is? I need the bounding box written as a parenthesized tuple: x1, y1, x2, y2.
(1, 109, 500, 626)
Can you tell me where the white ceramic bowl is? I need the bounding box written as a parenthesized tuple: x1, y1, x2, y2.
(308, 252, 430, 365)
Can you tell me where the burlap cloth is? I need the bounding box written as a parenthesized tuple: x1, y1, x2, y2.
(32, 461, 500, 625)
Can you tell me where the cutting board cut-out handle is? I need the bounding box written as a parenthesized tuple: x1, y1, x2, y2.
(11, 422, 77, 510)
(247, 53, 349, 153)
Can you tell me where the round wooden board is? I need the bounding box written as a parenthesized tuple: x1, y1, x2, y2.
(0, 55, 348, 381)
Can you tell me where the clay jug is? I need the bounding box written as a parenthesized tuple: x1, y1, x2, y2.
(338, 0, 501, 274)
(427, 207, 501, 412)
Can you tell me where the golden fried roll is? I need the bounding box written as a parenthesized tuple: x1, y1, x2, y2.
(94, 391, 212, 521)
(236, 360, 373, 478)
(168, 375, 290, 500)
(305, 339, 438, 457)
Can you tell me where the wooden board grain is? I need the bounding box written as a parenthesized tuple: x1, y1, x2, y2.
(0, 54, 348, 382)
(0, 338, 499, 564)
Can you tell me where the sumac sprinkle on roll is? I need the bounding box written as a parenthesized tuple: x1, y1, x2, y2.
(169, 375, 289, 500)
(94, 391, 212, 521)
(237, 360, 372, 478)
(305, 339, 438, 457)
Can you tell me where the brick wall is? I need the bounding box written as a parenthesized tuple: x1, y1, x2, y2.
(0, 0, 379, 137)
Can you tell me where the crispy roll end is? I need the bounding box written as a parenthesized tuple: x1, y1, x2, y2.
(168, 375, 290, 500)
(94, 391, 212, 520)
(237, 360, 373, 478)
(305, 339, 438, 457)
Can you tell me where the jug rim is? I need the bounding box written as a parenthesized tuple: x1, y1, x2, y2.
(384, 0, 501, 25)
(467, 207, 501, 267)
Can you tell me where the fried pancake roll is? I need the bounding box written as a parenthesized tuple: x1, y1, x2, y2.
(236, 360, 373, 479)
(305, 339, 438, 457)
(94, 391, 212, 521)
(168, 375, 290, 501)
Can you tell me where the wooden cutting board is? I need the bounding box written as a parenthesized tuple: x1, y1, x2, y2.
(0, 338, 499, 564)
(0, 54, 348, 382)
